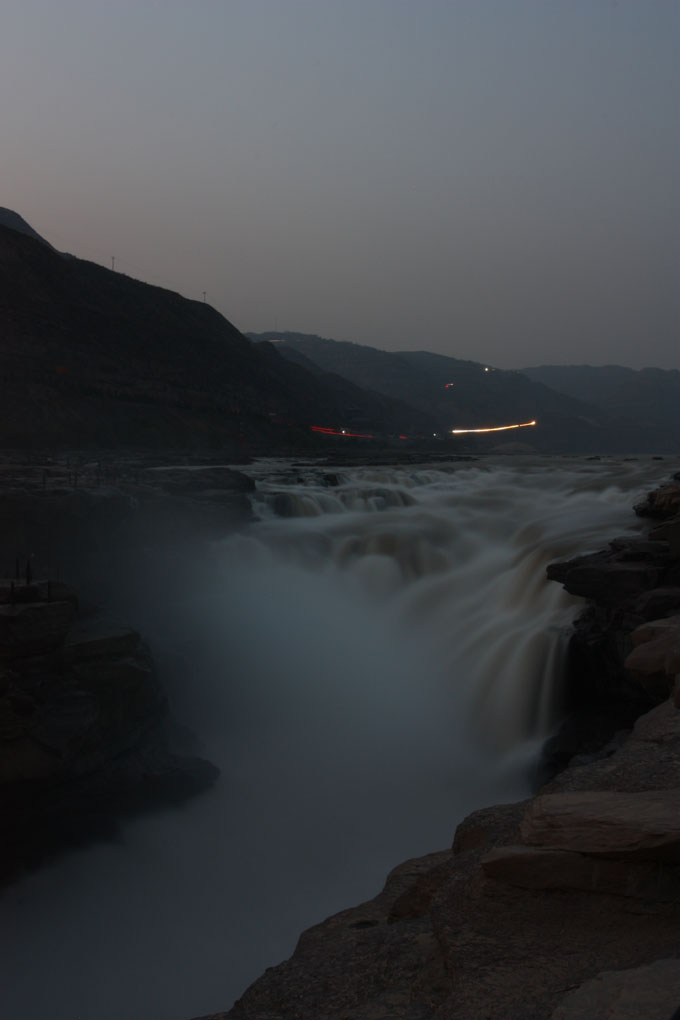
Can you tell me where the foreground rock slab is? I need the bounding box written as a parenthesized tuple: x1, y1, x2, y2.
(520, 788, 680, 858)
(550, 959, 680, 1019)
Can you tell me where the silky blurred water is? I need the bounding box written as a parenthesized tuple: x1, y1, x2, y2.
(1, 455, 671, 1020)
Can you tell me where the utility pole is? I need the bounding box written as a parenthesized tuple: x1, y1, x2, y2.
(111, 256, 115, 271)
(202, 291, 207, 303)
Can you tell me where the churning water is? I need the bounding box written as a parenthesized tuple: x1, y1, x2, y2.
(1, 456, 670, 1020)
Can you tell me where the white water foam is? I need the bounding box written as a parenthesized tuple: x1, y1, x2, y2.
(0, 456, 671, 1020)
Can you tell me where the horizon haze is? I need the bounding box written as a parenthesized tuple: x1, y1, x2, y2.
(2, 1, 678, 371)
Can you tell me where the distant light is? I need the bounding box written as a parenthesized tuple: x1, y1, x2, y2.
(484, 367, 489, 372)
(450, 420, 537, 435)
(444, 382, 454, 388)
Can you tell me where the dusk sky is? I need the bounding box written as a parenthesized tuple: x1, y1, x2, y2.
(2, 1, 678, 369)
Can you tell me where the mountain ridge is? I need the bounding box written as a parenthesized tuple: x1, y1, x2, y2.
(0, 220, 435, 449)
(2, 208, 676, 453)
(250, 331, 680, 453)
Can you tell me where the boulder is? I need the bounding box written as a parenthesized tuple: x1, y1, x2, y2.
(626, 615, 680, 675)
(635, 482, 680, 520)
(650, 516, 680, 558)
(625, 616, 680, 702)
(546, 554, 663, 604)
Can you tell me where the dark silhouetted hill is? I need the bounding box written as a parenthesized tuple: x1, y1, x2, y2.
(0, 220, 434, 449)
(0, 208, 56, 250)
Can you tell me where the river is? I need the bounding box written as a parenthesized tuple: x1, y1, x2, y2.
(0, 455, 670, 1020)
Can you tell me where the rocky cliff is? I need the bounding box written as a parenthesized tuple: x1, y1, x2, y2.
(0, 575, 219, 880)
(191, 474, 680, 1020)
(0, 458, 269, 881)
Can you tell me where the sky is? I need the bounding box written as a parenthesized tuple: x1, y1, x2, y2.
(2, 0, 678, 369)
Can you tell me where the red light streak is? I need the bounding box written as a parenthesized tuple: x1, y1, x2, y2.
(310, 425, 375, 438)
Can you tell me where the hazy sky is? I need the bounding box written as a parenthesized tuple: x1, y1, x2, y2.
(2, 1, 678, 369)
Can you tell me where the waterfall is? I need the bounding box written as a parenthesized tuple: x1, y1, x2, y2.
(0, 455, 669, 1020)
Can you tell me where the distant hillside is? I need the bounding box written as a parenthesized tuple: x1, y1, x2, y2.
(0, 220, 434, 449)
(251, 333, 614, 453)
(523, 365, 680, 453)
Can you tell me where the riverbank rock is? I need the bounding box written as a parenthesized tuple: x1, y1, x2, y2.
(634, 479, 680, 520)
(0, 578, 218, 881)
(624, 614, 680, 705)
(539, 490, 680, 772)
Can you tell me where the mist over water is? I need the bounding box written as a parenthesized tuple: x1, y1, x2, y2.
(1, 456, 670, 1020)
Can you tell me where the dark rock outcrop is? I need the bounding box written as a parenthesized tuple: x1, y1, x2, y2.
(541, 483, 680, 767)
(0, 579, 217, 882)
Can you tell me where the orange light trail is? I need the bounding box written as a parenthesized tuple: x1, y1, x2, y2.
(450, 420, 537, 435)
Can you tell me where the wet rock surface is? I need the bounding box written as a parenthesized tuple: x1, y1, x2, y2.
(541, 480, 680, 768)
(190, 473, 680, 1020)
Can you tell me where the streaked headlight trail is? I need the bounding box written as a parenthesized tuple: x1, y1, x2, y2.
(450, 420, 537, 435)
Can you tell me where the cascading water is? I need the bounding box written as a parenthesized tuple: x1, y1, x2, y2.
(0, 456, 670, 1020)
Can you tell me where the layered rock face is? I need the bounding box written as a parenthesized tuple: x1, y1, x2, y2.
(191, 476, 680, 1020)
(542, 474, 680, 768)
(0, 577, 217, 880)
